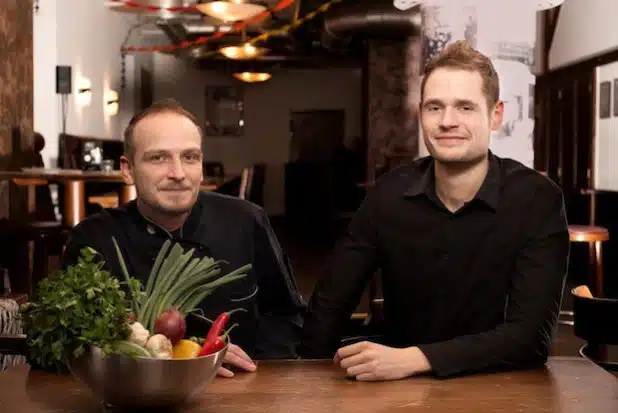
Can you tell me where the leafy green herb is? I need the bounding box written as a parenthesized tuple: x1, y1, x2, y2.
(19, 247, 132, 373)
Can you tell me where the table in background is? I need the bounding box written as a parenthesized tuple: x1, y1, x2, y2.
(0, 169, 227, 227)
(1, 357, 617, 412)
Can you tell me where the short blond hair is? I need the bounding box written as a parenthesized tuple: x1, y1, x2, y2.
(123, 98, 203, 160)
(421, 41, 500, 109)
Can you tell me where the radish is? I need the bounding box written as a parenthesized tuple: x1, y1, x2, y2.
(153, 308, 186, 344)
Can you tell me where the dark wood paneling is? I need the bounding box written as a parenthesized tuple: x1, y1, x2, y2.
(535, 54, 618, 297)
(0, 0, 34, 219)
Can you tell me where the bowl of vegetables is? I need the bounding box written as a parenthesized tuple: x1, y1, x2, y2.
(20, 240, 251, 409)
(68, 313, 231, 409)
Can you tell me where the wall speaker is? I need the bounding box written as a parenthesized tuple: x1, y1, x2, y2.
(56, 65, 72, 94)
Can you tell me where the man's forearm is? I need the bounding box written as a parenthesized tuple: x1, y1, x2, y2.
(417, 318, 555, 378)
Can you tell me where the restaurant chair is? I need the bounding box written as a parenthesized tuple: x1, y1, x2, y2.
(10, 178, 70, 299)
(239, 164, 266, 207)
(345, 273, 384, 344)
(572, 285, 618, 372)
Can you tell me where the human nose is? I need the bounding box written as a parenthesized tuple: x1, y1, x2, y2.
(167, 157, 186, 181)
(439, 107, 459, 130)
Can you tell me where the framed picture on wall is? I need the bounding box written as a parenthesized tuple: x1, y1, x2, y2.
(600, 81, 611, 119)
(613, 79, 618, 117)
(205, 86, 244, 137)
(528, 84, 535, 119)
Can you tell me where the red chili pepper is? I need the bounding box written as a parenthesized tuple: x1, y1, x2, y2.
(198, 313, 229, 356)
(199, 337, 226, 356)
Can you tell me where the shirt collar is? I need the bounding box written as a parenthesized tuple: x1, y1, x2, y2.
(404, 152, 501, 211)
(124, 195, 204, 239)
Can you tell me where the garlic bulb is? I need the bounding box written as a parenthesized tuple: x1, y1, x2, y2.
(144, 334, 173, 359)
(128, 322, 150, 347)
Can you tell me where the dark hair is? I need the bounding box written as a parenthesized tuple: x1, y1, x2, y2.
(123, 98, 203, 160)
(421, 41, 500, 110)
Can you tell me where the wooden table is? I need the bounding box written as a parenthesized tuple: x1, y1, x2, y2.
(1, 358, 617, 412)
(0, 169, 226, 227)
(0, 169, 135, 227)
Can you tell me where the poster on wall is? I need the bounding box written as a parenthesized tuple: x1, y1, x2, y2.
(418, 3, 536, 168)
(485, 43, 535, 168)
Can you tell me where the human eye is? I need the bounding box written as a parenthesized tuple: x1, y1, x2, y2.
(146, 153, 166, 163)
(424, 103, 441, 112)
(183, 152, 201, 163)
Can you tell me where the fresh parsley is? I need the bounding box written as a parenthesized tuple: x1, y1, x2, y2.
(19, 247, 132, 373)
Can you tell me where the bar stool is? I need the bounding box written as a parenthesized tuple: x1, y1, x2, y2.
(559, 225, 610, 326)
(568, 225, 609, 297)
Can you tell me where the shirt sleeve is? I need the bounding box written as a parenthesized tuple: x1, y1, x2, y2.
(297, 190, 380, 359)
(417, 189, 570, 378)
(60, 222, 106, 269)
(252, 207, 306, 359)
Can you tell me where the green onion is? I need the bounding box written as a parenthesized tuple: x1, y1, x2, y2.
(112, 238, 252, 332)
(111, 237, 140, 315)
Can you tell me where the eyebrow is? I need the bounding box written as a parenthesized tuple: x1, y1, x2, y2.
(142, 148, 201, 156)
(423, 99, 479, 108)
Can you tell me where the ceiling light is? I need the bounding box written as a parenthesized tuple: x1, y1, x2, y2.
(233, 72, 271, 83)
(196, 1, 267, 22)
(219, 43, 268, 59)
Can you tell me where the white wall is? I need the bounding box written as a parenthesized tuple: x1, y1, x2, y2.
(593, 62, 618, 191)
(33, 0, 138, 168)
(153, 53, 362, 215)
(549, 0, 618, 71)
(33, 3, 58, 168)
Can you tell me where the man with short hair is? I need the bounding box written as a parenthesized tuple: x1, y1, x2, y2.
(63, 99, 305, 377)
(298, 41, 570, 380)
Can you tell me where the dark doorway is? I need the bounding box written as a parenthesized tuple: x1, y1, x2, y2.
(286, 110, 364, 242)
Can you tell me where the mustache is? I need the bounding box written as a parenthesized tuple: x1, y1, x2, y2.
(159, 185, 193, 191)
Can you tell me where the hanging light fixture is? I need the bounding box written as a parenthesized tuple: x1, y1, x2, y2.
(219, 42, 268, 59)
(196, 0, 267, 22)
(219, 29, 268, 59)
(233, 72, 272, 83)
(393, 0, 563, 11)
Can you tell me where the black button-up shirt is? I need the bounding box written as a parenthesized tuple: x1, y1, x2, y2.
(299, 153, 570, 378)
(62, 192, 306, 360)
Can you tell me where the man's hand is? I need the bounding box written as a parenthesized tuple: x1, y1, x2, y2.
(217, 343, 257, 378)
(334, 341, 431, 381)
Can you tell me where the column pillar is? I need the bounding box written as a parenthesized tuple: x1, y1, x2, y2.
(365, 37, 423, 181)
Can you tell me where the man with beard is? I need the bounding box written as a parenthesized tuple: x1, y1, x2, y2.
(62, 99, 305, 377)
(298, 41, 570, 380)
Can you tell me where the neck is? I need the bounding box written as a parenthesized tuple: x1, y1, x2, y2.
(136, 199, 189, 233)
(433, 155, 489, 212)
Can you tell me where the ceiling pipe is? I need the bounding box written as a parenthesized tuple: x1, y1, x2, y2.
(322, 0, 422, 47)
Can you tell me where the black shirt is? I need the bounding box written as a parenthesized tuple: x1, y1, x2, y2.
(298, 153, 570, 378)
(62, 192, 306, 360)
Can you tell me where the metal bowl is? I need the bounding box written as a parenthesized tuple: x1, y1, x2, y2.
(68, 344, 227, 409)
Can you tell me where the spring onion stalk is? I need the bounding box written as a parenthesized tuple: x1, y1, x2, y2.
(145, 239, 171, 296)
(111, 237, 140, 315)
(113, 238, 252, 332)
